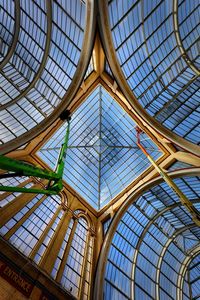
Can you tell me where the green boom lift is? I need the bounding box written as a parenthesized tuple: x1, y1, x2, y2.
(0, 111, 71, 195)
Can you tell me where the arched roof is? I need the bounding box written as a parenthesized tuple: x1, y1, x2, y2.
(0, 0, 96, 153)
(94, 169, 200, 299)
(0, 0, 199, 155)
(0, 2, 199, 299)
(98, 0, 200, 155)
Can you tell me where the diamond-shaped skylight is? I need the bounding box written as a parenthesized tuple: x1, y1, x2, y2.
(37, 85, 162, 210)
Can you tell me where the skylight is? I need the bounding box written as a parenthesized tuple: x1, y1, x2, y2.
(37, 85, 162, 210)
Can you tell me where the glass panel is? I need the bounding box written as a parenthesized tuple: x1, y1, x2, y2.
(84, 55, 95, 79)
(61, 217, 88, 298)
(2, 195, 61, 256)
(168, 160, 193, 171)
(103, 217, 112, 236)
(34, 210, 64, 264)
(38, 85, 162, 210)
(51, 218, 74, 279)
(0, 0, 86, 144)
(105, 60, 113, 77)
(103, 176, 200, 299)
(0, 181, 33, 207)
(0, 1, 15, 61)
(108, 0, 200, 145)
(83, 236, 94, 299)
(187, 253, 200, 300)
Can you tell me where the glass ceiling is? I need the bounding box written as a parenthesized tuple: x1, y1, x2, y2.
(0, 0, 86, 145)
(38, 85, 162, 210)
(84, 55, 95, 79)
(108, 0, 200, 145)
(103, 176, 200, 299)
(186, 254, 200, 300)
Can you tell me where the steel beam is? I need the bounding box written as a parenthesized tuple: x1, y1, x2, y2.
(155, 225, 196, 300)
(131, 201, 199, 300)
(0, 0, 20, 70)
(0, 0, 52, 110)
(173, 0, 200, 76)
(93, 168, 200, 300)
(177, 247, 200, 300)
(97, 0, 200, 156)
(0, 0, 96, 154)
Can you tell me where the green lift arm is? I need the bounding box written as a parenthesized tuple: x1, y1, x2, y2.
(0, 111, 71, 195)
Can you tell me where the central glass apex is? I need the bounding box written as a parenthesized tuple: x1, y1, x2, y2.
(38, 85, 162, 210)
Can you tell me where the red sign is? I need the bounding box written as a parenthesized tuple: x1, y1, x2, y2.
(0, 260, 34, 297)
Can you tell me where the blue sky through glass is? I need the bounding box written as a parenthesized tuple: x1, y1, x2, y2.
(104, 176, 200, 299)
(108, 0, 200, 145)
(0, 0, 86, 145)
(37, 85, 163, 210)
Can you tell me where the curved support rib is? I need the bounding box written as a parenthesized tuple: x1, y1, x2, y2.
(177, 247, 200, 300)
(173, 0, 200, 76)
(0, 0, 96, 154)
(0, 0, 20, 70)
(155, 225, 196, 300)
(131, 204, 198, 300)
(93, 168, 200, 300)
(0, 0, 52, 110)
(97, 0, 200, 156)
